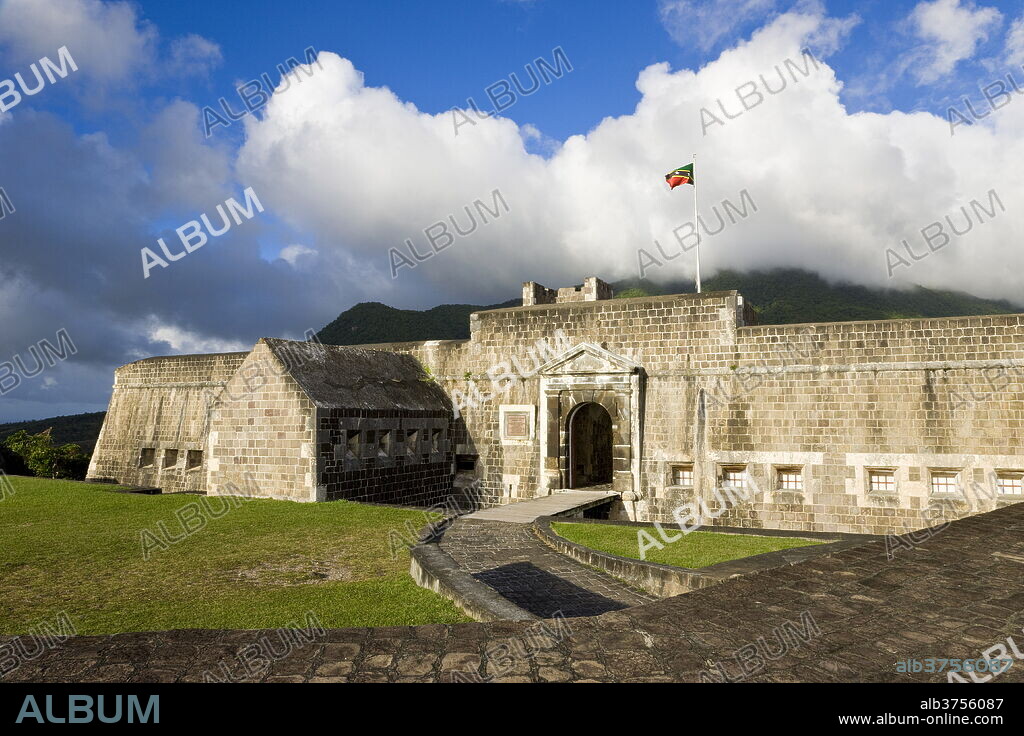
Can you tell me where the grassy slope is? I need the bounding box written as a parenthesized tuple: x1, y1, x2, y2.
(0, 477, 470, 634)
(551, 521, 821, 569)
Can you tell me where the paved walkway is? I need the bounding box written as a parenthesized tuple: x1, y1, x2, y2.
(439, 518, 654, 618)
(463, 489, 618, 523)
(4, 503, 1024, 683)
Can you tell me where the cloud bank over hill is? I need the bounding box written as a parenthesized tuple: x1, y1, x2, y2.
(0, 0, 1022, 420)
(237, 4, 1022, 303)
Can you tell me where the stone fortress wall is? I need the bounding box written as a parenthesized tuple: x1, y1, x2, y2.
(359, 291, 773, 509)
(362, 287, 1024, 534)
(204, 341, 316, 502)
(650, 312, 1024, 534)
(88, 276, 1024, 535)
(86, 352, 248, 493)
(89, 338, 457, 506)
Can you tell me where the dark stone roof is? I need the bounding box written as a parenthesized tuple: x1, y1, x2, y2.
(261, 338, 452, 413)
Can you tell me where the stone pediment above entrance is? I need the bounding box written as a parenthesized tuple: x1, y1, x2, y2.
(537, 343, 642, 376)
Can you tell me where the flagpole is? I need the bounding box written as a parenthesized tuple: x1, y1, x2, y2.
(692, 152, 702, 294)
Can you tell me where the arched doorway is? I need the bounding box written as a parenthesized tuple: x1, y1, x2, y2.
(568, 402, 613, 488)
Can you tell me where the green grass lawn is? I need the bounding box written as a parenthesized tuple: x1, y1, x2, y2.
(0, 476, 470, 634)
(552, 521, 823, 568)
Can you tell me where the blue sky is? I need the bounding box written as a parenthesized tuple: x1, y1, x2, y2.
(58, 0, 1022, 143)
(64, 1, 683, 144)
(1, 0, 1023, 422)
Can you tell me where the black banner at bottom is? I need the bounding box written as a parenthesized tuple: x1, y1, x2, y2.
(0, 682, 1018, 729)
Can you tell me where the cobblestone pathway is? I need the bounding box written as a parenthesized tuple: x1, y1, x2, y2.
(4, 503, 1024, 683)
(438, 518, 655, 617)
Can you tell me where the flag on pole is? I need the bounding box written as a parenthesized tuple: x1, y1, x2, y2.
(663, 156, 702, 293)
(665, 163, 694, 189)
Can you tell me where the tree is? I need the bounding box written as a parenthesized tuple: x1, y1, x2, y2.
(2, 429, 89, 480)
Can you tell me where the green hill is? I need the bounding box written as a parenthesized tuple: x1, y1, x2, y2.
(611, 269, 1022, 324)
(317, 268, 1021, 345)
(316, 299, 520, 345)
(0, 411, 107, 473)
(0, 412, 107, 454)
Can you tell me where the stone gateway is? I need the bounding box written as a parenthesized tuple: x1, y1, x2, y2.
(88, 276, 1024, 535)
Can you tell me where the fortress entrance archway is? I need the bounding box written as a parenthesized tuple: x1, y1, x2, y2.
(537, 343, 644, 495)
(568, 402, 613, 488)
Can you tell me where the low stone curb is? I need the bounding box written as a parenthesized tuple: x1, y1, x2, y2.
(409, 521, 538, 623)
(533, 516, 877, 599)
(542, 514, 876, 542)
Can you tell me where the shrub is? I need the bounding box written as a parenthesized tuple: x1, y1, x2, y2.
(2, 429, 89, 480)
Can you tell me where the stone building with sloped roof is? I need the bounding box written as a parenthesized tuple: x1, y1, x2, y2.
(89, 276, 1024, 535)
(89, 338, 454, 506)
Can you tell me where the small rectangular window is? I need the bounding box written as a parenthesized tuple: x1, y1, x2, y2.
(996, 472, 1023, 496)
(671, 464, 694, 487)
(456, 454, 477, 472)
(378, 429, 392, 457)
(868, 469, 896, 494)
(405, 429, 419, 454)
(930, 470, 960, 495)
(163, 449, 179, 468)
(777, 467, 803, 491)
(722, 466, 747, 489)
(431, 428, 442, 453)
(139, 448, 155, 468)
(186, 450, 203, 470)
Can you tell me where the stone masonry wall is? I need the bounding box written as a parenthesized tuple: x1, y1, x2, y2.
(206, 342, 316, 502)
(87, 352, 248, 492)
(317, 408, 452, 506)
(90, 285, 1024, 534)
(364, 295, 1024, 534)
(355, 292, 742, 509)
(643, 313, 1024, 534)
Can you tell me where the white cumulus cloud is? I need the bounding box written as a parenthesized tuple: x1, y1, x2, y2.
(0, 0, 155, 84)
(659, 0, 778, 52)
(2, 0, 1024, 421)
(235, 6, 1024, 306)
(1006, 14, 1024, 65)
(902, 0, 1003, 85)
(0, 0, 221, 91)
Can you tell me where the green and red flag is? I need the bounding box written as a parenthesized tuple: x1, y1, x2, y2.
(665, 163, 694, 189)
